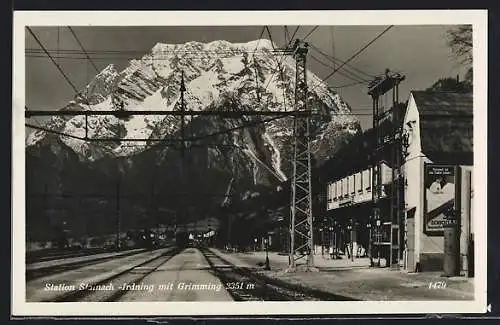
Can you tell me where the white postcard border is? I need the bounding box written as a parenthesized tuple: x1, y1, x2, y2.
(12, 10, 488, 316)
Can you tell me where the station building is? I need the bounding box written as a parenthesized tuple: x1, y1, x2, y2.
(401, 91, 473, 274)
(318, 113, 397, 262)
(320, 91, 473, 275)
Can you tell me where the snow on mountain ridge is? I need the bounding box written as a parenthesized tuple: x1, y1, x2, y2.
(27, 39, 360, 174)
(151, 39, 275, 55)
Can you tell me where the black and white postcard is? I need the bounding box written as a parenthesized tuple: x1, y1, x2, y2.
(12, 10, 488, 316)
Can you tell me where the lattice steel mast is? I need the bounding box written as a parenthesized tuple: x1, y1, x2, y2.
(25, 36, 315, 259)
(288, 40, 314, 270)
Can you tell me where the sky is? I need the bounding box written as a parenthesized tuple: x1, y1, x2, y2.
(25, 25, 470, 130)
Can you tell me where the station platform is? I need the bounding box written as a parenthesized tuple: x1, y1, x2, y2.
(216, 249, 375, 270)
(210, 248, 474, 301)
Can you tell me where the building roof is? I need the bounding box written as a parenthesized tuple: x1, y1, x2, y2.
(412, 91, 473, 116)
(412, 91, 473, 164)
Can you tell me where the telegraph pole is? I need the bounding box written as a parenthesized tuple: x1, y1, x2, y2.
(151, 182, 157, 231)
(116, 175, 121, 251)
(179, 71, 187, 233)
(43, 183, 48, 243)
(227, 212, 232, 249)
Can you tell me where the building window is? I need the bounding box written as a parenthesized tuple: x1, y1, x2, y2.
(357, 172, 363, 193)
(366, 169, 372, 192)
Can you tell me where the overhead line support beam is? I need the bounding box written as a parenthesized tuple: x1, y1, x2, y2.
(25, 110, 311, 118)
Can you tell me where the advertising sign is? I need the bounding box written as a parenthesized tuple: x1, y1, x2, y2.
(424, 164, 457, 235)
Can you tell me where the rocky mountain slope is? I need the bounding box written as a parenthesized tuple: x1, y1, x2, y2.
(25, 39, 360, 241)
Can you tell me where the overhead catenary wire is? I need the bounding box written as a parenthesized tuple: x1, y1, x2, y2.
(26, 27, 82, 96)
(309, 49, 374, 84)
(25, 27, 295, 138)
(26, 123, 89, 141)
(309, 54, 370, 84)
(300, 26, 319, 42)
(308, 55, 372, 92)
(270, 25, 315, 96)
(309, 43, 375, 79)
(252, 26, 274, 104)
(25, 53, 290, 62)
(25, 49, 289, 61)
(27, 190, 238, 199)
(26, 27, 406, 236)
(67, 26, 100, 73)
(260, 25, 309, 97)
(25, 114, 291, 145)
(260, 26, 288, 110)
(330, 26, 335, 71)
(25, 26, 297, 65)
(278, 26, 290, 110)
(57, 26, 60, 64)
(328, 80, 369, 89)
(265, 26, 275, 48)
(25, 115, 295, 163)
(260, 26, 301, 100)
(26, 25, 388, 149)
(252, 26, 267, 53)
(25, 106, 380, 149)
(66, 26, 100, 116)
(25, 48, 291, 65)
(288, 26, 300, 44)
(25, 109, 312, 117)
(25, 48, 290, 55)
(309, 25, 394, 94)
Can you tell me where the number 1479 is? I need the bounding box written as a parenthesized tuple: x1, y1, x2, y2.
(428, 281, 447, 289)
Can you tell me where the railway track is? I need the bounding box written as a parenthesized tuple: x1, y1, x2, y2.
(26, 248, 108, 264)
(50, 247, 182, 302)
(26, 248, 150, 281)
(199, 247, 357, 301)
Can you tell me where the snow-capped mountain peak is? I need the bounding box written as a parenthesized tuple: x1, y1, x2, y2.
(27, 39, 359, 171)
(26, 39, 361, 240)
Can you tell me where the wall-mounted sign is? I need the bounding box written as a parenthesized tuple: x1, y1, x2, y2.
(424, 164, 458, 235)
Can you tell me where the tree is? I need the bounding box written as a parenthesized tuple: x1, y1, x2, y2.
(425, 77, 472, 93)
(447, 25, 472, 65)
(447, 25, 473, 84)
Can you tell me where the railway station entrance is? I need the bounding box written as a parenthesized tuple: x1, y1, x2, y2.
(322, 198, 402, 267)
